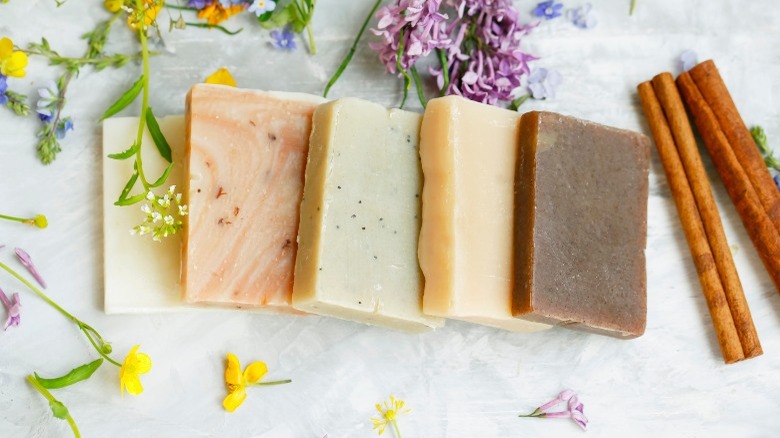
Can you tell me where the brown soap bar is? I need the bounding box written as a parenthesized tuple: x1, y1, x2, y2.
(513, 111, 650, 338)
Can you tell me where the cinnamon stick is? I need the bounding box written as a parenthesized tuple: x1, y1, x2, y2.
(677, 72, 780, 293)
(652, 73, 762, 359)
(638, 81, 745, 364)
(688, 60, 780, 233)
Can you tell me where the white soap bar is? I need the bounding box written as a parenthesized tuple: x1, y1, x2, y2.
(293, 98, 443, 332)
(418, 96, 550, 332)
(103, 116, 188, 313)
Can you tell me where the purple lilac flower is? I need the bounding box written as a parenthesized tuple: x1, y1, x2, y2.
(188, 0, 210, 8)
(55, 117, 74, 140)
(0, 74, 8, 106)
(370, 0, 451, 75)
(36, 80, 59, 123)
(430, 0, 538, 105)
(680, 49, 698, 72)
(520, 389, 588, 431)
(527, 67, 562, 99)
(0, 287, 21, 331)
(568, 3, 597, 29)
(533, 0, 564, 20)
(14, 247, 47, 289)
(271, 27, 296, 51)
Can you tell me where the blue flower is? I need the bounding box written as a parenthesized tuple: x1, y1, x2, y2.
(679, 50, 698, 72)
(270, 27, 296, 51)
(533, 1, 564, 20)
(187, 0, 210, 8)
(568, 3, 597, 29)
(527, 67, 563, 99)
(36, 80, 59, 123)
(0, 74, 8, 106)
(55, 117, 74, 140)
(774, 174, 780, 191)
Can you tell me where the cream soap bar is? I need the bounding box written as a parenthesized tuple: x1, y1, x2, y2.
(293, 98, 443, 332)
(184, 84, 324, 311)
(418, 96, 550, 332)
(103, 116, 188, 313)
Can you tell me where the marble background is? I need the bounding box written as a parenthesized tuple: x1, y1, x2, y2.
(1, 0, 780, 436)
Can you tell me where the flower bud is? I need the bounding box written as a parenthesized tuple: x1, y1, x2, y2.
(34, 214, 48, 229)
(104, 0, 123, 12)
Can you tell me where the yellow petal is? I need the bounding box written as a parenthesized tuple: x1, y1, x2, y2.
(222, 387, 247, 412)
(133, 352, 152, 375)
(243, 361, 268, 384)
(225, 353, 243, 387)
(0, 37, 12, 59)
(205, 68, 237, 87)
(121, 372, 145, 395)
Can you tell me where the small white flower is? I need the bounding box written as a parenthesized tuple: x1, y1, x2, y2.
(168, 185, 176, 195)
(141, 203, 152, 214)
(146, 191, 155, 201)
(175, 193, 182, 204)
(151, 212, 162, 223)
(178, 205, 188, 216)
(248, 0, 276, 17)
(164, 215, 174, 225)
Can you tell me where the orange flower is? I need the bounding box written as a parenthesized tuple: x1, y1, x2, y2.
(198, 1, 245, 25)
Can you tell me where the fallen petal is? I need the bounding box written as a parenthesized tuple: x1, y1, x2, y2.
(14, 248, 47, 288)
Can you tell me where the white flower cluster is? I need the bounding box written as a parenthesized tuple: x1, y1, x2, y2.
(130, 185, 188, 241)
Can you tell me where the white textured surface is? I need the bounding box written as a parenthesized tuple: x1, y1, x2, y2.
(1, 0, 780, 437)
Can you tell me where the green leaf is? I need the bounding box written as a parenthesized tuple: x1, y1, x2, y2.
(117, 171, 139, 203)
(257, 10, 276, 23)
(145, 107, 172, 163)
(49, 399, 69, 420)
(34, 359, 104, 390)
(108, 142, 138, 160)
(100, 75, 144, 121)
(114, 192, 147, 206)
(149, 162, 174, 188)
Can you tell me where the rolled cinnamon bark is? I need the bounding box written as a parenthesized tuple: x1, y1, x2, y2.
(689, 60, 780, 233)
(652, 73, 761, 359)
(638, 81, 744, 364)
(677, 72, 780, 293)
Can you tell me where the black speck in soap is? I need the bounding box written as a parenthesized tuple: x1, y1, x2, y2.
(197, 189, 202, 193)
(358, 301, 362, 304)
(415, 193, 419, 198)
(379, 217, 383, 221)
(393, 230, 397, 234)
(358, 200, 362, 204)
(338, 185, 342, 190)
(362, 227, 366, 230)
(336, 225, 340, 229)
(406, 135, 411, 143)
(268, 133, 277, 141)
(317, 207, 320, 212)
(318, 267, 322, 271)
(351, 214, 356, 218)
(373, 255, 378, 260)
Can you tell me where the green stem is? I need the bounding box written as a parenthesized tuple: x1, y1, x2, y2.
(322, 0, 383, 97)
(164, 2, 198, 11)
(185, 22, 243, 35)
(306, 22, 317, 55)
(410, 65, 426, 108)
(26, 375, 81, 438)
(134, 0, 152, 192)
(0, 213, 34, 225)
(390, 419, 402, 438)
(0, 262, 119, 366)
(437, 48, 449, 97)
(396, 27, 411, 109)
(250, 379, 293, 386)
(630, 0, 637, 15)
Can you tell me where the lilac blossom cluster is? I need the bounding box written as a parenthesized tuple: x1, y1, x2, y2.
(369, 0, 538, 106)
(370, 0, 451, 75)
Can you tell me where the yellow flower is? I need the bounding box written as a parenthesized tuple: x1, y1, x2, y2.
(205, 68, 237, 87)
(0, 37, 28, 78)
(197, 2, 245, 25)
(104, 0, 123, 12)
(119, 345, 152, 396)
(128, 0, 163, 30)
(371, 396, 410, 436)
(222, 353, 270, 412)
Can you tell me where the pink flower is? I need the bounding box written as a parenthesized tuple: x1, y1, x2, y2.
(14, 247, 46, 289)
(0, 287, 21, 330)
(520, 389, 588, 431)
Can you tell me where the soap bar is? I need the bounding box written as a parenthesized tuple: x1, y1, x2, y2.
(103, 116, 188, 313)
(513, 111, 650, 338)
(418, 96, 550, 332)
(293, 98, 443, 332)
(183, 84, 324, 310)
